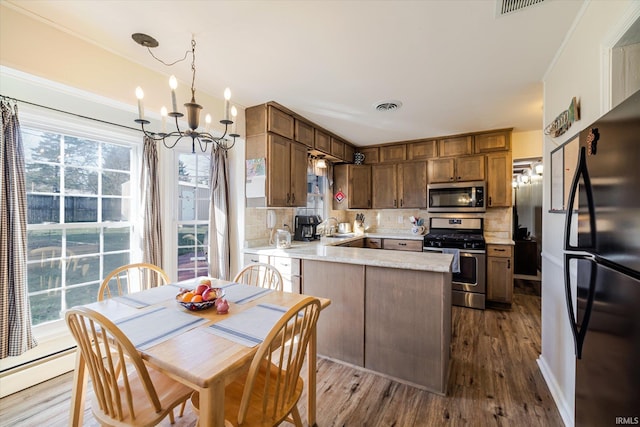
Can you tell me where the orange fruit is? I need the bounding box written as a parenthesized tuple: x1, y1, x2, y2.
(191, 295, 203, 303)
(182, 292, 194, 302)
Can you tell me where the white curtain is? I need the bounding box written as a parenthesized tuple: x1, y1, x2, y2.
(208, 146, 230, 280)
(140, 136, 163, 285)
(1, 99, 37, 358)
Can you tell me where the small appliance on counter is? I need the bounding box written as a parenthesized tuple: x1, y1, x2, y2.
(293, 215, 322, 241)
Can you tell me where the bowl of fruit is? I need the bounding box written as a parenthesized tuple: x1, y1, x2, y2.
(176, 279, 222, 311)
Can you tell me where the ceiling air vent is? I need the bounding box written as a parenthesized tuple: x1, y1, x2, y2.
(374, 100, 403, 112)
(498, 0, 545, 16)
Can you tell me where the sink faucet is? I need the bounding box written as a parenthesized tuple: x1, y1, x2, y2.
(319, 217, 339, 236)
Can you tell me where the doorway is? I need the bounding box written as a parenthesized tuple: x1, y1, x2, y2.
(512, 157, 543, 279)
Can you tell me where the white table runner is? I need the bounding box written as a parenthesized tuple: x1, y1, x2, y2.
(114, 306, 207, 350)
(205, 303, 288, 347)
(222, 283, 274, 304)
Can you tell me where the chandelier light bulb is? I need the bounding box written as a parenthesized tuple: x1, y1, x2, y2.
(169, 75, 178, 112)
(205, 113, 212, 132)
(224, 88, 231, 100)
(231, 105, 238, 134)
(135, 87, 144, 119)
(223, 88, 231, 121)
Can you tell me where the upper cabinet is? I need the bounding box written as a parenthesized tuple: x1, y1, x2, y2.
(343, 144, 355, 164)
(246, 104, 294, 139)
(438, 136, 473, 157)
(294, 119, 314, 148)
(359, 147, 379, 164)
(475, 130, 511, 153)
(372, 161, 427, 209)
(486, 151, 512, 208)
(331, 137, 345, 160)
(314, 129, 331, 154)
(428, 155, 485, 183)
(407, 139, 438, 160)
(379, 144, 407, 163)
(333, 164, 372, 210)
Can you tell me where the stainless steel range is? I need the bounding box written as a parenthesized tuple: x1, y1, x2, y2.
(423, 217, 486, 309)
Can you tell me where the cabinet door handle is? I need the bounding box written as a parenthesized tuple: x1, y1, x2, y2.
(368, 199, 371, 207)
(507, 259, 511, 269)
(250, 258, 259, 263)
(286, 193, 291, 204)
(399, 242, 407, 246)
(495, 248, 506, 252)
(457, 176, 461, 180)
(292, 193, 296, 203)
(400, 199, 403, 207)
(450, 177, 454, 181)
(489, 196, 492, 206)
(393, 199, 397, 207)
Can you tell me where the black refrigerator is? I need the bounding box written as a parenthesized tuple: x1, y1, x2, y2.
(563, 89, 640, 426)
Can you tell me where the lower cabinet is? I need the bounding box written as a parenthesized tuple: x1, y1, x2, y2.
(486, 244, 514, 306)
(365, 267, 450, 393)
(242, 253, 301, 294)
(302, 260, 365, 366)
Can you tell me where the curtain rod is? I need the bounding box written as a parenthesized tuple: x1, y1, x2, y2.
(0, 94, 142, 133)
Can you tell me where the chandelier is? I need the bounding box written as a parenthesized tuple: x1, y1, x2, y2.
(132, 33, 239, 153)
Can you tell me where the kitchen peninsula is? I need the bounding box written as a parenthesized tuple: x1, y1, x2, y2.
(244, 237, 453, 395)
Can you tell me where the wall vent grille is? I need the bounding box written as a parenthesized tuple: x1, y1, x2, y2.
(498, 0, 545, 16)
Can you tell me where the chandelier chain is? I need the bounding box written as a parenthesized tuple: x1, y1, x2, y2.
(190, 38, 197, 99)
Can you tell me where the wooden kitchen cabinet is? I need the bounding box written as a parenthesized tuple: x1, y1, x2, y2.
(371, 163, 398, 208)
(246, 132, 307, 208)
(475, 130, 511, 153)
(407, 139, 438, 160)
(428, 155, 485, 183)
(302, 260, 365, 366)
(359, 146, 379, 164)
(382, 239, 423, 252)
(486, 151, 512, 208)
(245, 104, 294, 139)
(486, 244, 514, 306)
(365, 266, 451, 393)
(372, 161, 427, 209)
(398, 161, 427, 208)
(243, 254, 301, 293)
(438, 136, 473, 157)
(343, 143, 355, 164)
(314, 128, 331, 154)
(379, 144, 406, 163)
(331, 137, 345, 160)
(332, 164, 372, 209)
(294, 118, 314, 148)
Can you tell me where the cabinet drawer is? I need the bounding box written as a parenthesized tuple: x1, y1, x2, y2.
(364, 238, 382, 249)
(271, 256, 301, 276)
(487, 245, 513, 258)
(382, 239, 423, 252)
(243, 253, 269, 266)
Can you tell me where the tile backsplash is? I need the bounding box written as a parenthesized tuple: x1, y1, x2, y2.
(245, 205, 512, 247)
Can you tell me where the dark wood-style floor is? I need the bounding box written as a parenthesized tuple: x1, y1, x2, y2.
(1, 279, 562, 426)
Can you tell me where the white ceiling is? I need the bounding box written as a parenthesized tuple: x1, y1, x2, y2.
(6, 0, 584, 146)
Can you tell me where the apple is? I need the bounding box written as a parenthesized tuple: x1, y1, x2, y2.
(199, 278, 212, 286)
(195, 283, 210, 296)
(202, 287, 217, 301)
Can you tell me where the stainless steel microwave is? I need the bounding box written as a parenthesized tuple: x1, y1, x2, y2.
(427, 181, 486, 212)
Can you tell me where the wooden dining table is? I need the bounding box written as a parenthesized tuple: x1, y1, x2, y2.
(68, 279, 331, 427)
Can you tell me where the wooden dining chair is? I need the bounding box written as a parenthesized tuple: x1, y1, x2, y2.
(233, 263, 284, 291)
(65, 306, 193, 426)
(98, 262, 170, 301)
(191, 296, 322, 426)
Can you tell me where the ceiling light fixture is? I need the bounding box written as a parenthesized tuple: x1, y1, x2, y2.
(534, 163, 544, 175)
(316, 156, 327, 169)
(132, 33, 239, 153)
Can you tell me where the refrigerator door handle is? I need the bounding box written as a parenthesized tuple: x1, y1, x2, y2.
(564, 146, 597, 251)
(563, 253, 598, 359)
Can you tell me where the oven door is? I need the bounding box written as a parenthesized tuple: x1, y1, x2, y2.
(423, 248, 486, 293)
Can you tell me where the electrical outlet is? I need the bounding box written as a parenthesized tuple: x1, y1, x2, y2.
(397, 215, 403, 224)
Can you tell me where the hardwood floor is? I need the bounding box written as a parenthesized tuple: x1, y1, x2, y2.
(0, 281, 562, 426)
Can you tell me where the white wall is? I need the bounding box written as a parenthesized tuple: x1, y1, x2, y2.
(539, 2, 640, 426)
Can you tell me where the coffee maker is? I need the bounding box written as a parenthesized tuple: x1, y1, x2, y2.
(294, 215, 321, 241)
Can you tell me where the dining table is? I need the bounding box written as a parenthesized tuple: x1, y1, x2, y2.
(67, 278, 331, 427)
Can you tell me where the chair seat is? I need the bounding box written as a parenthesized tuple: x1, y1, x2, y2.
(92, 364, 193, 427)
(192, 363, 304, 426)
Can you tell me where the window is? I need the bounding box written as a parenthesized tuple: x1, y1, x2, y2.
(24, 126, 137, 326)
(176, 152, 210, 281)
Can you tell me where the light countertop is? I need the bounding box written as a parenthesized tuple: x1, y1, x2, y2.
(244, 234, 452, 273)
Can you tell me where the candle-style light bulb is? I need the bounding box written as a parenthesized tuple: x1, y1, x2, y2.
(223, 87, 231, 121)
(135, 87, 144, 120)
(205, 113, 212, 133)
(160, 106, 168, 133)
(169, 75, 178, 112)
(231, 105, 238, 134)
